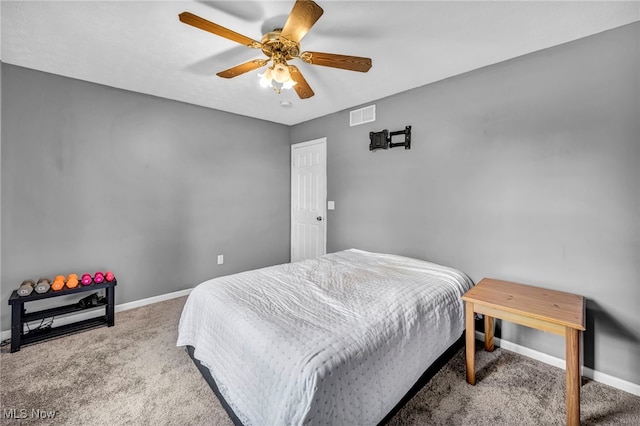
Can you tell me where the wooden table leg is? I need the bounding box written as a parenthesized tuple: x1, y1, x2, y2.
(566, 327, 581, 426)
(484, 315, 495, 352)
(465, 302, 476, 385)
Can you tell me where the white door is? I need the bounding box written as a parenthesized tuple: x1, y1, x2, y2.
(291, 138, 327, 262)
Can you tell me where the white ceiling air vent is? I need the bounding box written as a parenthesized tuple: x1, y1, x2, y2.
(350, 104, 376, 126)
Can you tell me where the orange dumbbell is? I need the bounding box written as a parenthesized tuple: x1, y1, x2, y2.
(52, 275, 66, 291)
(66, 273, 79, 289)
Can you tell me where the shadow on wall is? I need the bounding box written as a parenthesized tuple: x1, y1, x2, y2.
(584, 299, 640, 378)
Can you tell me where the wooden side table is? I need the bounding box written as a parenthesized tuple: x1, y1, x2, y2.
(462, 278, 585, 426)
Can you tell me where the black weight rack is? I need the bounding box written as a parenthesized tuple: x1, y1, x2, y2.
(8, 280, 117, 352)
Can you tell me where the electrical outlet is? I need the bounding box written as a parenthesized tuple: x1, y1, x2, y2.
(217, 255, 224, 265)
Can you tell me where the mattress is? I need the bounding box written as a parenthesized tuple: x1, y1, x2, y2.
(177, 249, 473, 426)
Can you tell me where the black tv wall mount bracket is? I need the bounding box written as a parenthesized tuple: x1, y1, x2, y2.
(369, 125, 411, 151)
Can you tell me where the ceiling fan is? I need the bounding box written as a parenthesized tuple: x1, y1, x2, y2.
(178, 0, 372, 99)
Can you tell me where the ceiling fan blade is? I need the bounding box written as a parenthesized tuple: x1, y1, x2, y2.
(288, 65, 314, 99)
(179, 12, 262, 49)
(281, 0, 324, 43)
(300, 51, 372, 72)
(216, 59, 268, 79)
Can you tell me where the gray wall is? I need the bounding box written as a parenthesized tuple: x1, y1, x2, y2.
(1, 64, 291, 330)
(291, 23, 640, 385)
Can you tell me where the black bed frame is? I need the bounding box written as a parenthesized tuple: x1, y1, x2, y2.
(186, 333, 464, 426)
(186, 345, 244, 426)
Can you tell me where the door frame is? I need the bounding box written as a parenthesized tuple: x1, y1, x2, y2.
(290, 137, 327, 262)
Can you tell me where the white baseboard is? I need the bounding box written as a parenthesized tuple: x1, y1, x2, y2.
(1, 287, 193, 342)
(474, 331, 640, 397)
(113, 288, 192, 313)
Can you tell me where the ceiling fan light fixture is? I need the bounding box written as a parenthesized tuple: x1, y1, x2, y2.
(258, 68, 273, 87)
(272, 63, 290, 83)
(258, 61, 296, 93)
(282, 79, 297, 90)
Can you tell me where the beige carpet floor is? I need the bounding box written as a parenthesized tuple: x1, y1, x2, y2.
(1, 296, 639, 425)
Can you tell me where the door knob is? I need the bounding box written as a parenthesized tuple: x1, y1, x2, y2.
(316, 216, 323, 221)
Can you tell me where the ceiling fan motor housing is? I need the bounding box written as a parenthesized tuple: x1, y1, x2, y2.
(261, 30, 300, 60)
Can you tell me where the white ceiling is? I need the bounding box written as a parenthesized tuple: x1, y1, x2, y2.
(2, 1, 638, 125)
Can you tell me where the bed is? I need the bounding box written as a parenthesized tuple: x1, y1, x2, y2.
(177, 249, 473, 426)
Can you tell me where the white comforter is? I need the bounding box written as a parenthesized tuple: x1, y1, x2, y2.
(177, 249, 473, 426)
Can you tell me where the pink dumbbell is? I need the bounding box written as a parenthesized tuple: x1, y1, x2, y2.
(105, 271, 115, 282)
(81, 274, 92, 286)
(94, 272, 105, 284)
